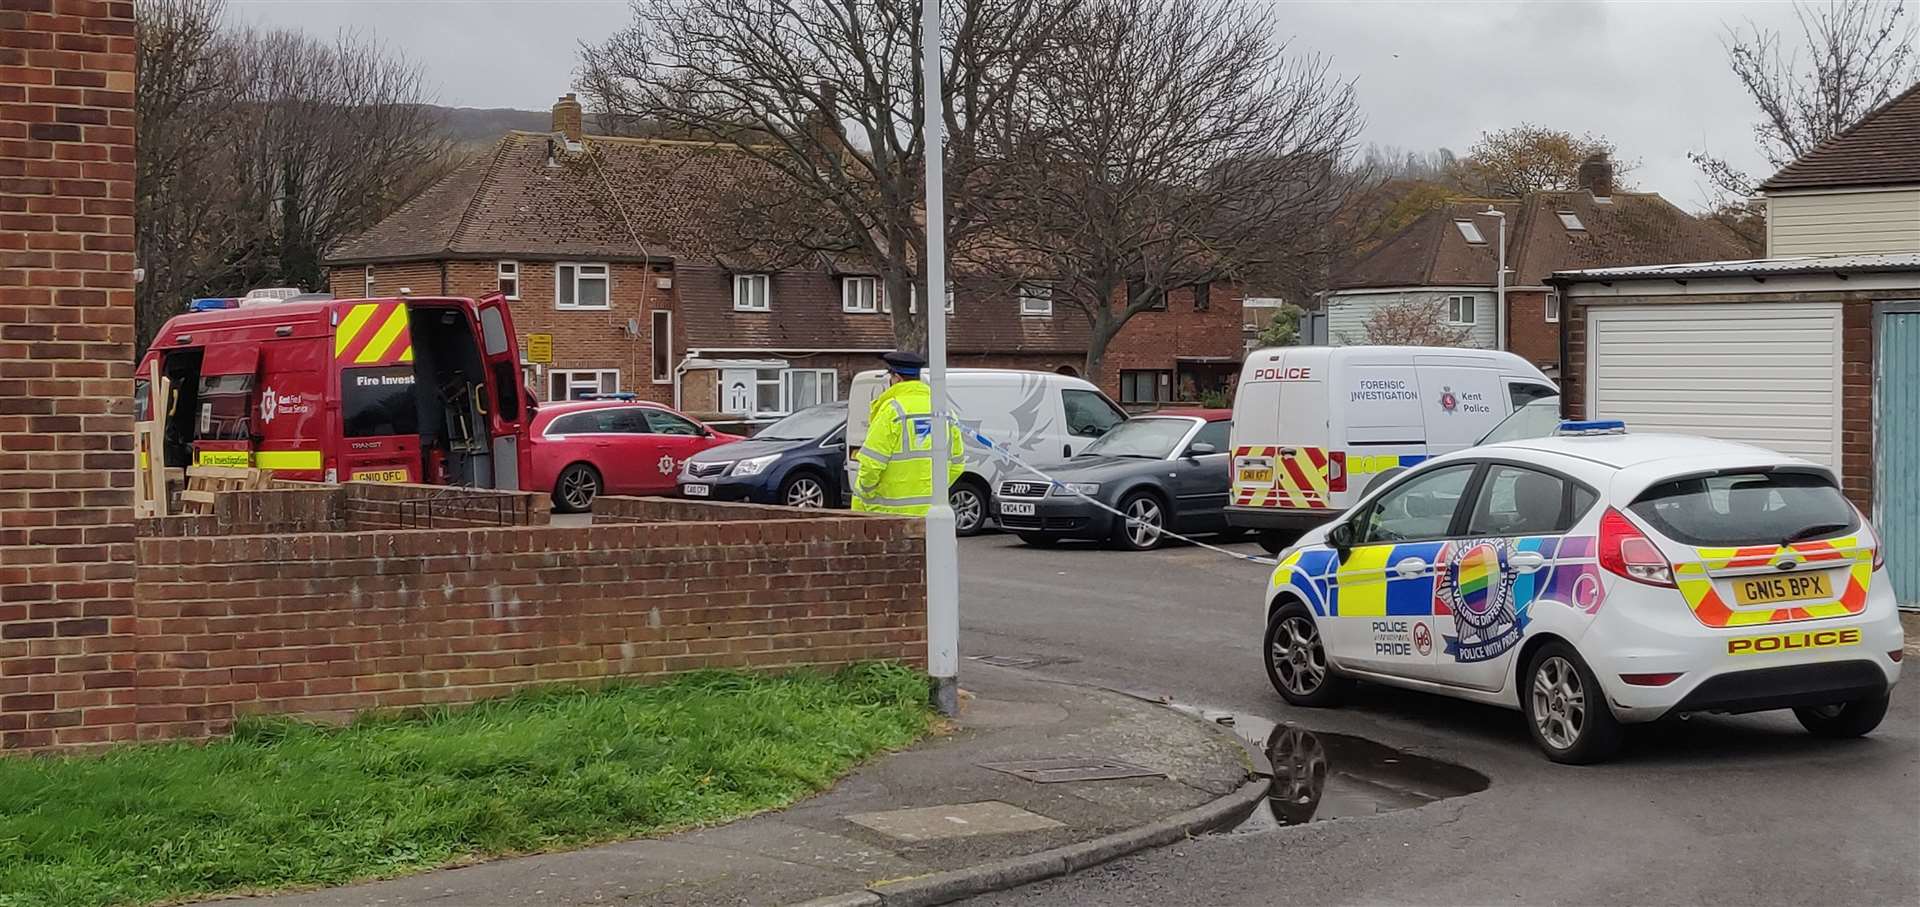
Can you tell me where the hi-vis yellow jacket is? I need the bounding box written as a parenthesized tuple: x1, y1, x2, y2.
(853, 379, 964, 516)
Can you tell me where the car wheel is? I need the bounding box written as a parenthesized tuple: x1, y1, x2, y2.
(1018, 533, 1060, 548)
(1257, 528, 1303, 555)
(951, 480, 988, 536)
(1794, 694, 1890, 738)
(1111, 491, 1167, 551)
(552, 463, 601, 514)
(1263, 602, 1344, 707)
(1522, 641, 1623, 764)
(780, 472, 829, 509)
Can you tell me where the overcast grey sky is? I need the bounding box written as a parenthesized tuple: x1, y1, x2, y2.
(228, 0, 1810, 211)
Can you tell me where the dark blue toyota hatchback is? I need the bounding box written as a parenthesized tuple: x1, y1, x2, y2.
(676, 402, 849, 508)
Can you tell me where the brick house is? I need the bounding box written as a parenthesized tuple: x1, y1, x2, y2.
(1552, 81, 1920, 608)
(1323, 158, 1752, 378)
(325, 97, 1244, 416)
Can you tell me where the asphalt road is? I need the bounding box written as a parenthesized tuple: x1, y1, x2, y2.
(955, 533, 1920, 907)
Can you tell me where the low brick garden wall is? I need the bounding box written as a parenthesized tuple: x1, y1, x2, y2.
(3, 485, 925, 751)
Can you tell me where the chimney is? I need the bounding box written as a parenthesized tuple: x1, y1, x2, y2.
(1577, 153, 1614, 200)
(806, 83, 842, 158)
(552, 92, 583, 142)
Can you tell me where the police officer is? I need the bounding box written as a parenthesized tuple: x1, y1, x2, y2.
(853, 350, 964, 516)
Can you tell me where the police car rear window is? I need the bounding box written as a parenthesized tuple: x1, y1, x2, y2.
(1628, 470, 1857, 547)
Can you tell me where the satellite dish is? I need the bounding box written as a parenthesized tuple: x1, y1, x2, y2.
(626, 318, 641, 336)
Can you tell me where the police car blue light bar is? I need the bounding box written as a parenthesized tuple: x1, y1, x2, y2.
(1557, 419, 1627, 436)
(188, 297, 240, 312)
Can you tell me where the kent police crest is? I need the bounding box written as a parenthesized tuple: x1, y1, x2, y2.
(1434, 537, 1524, 662)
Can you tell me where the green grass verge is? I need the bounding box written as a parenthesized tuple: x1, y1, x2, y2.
(0, 663, 931, 907)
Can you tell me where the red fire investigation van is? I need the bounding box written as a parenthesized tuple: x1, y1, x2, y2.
(136, 292, 533, 490)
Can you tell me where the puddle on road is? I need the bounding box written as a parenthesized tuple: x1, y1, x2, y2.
(1169, 705, 1488, 833)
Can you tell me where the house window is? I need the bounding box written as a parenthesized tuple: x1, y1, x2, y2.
(556, 263, 610, 310)
(843, 276, 879, 313)
(1556, 211, 1585, 231)
(1127, 278, 1164, 310)
(1545, 292, 1561, 324)
(1455, 220, 1486, 244)
(548, 369, 619, 401)
(1446, 295, 1477, 326)
(905, 282, 955, 314)
(363, 265, 374, 297)
(1018, 284, 1052, 316)
(1193, 282, 1211, 310)
(650, 310, 672, 384)
(1119, 369, 1172, 405)
(497, 261, 519, 299)
(733, 273, 770, 311)
(783, 369, 838, 412)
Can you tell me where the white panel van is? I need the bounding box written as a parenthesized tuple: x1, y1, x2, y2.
(846, 368, 1127, 535)
(1227, 346, 1555, 552)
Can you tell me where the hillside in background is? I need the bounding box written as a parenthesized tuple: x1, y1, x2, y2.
(424, 105, 552, 145)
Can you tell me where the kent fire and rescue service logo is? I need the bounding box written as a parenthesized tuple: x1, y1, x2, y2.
(658, 455, 677, 475)
(260, 385, 279, 424)
(1439, 386, 1458, 413)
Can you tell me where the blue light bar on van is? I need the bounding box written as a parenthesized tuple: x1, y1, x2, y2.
(1557, 419, 1627, 436)
(188, 297, 239, 311)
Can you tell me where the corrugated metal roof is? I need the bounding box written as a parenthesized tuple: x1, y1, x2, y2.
(1552, 253, 1920, 283)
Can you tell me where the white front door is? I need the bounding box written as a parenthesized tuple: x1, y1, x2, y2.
(720, 368, 755, 415)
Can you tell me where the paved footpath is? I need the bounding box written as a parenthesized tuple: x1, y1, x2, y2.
(212, 663, 1259, 907)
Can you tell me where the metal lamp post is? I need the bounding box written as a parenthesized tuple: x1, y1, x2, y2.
(921, 0, 960, 717)
(1480, 206, 1508, 350)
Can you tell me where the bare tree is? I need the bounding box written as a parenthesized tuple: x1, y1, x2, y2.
(134, 0, 452, 349)
(1451, 124, 1635, 197)
(981, 0, 1362, 379)
(1694, 0, 1920, 198)
(577, 0, 1075, 351)
(1355, 300, 1473, 347)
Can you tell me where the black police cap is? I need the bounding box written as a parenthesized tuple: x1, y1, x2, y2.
(881, 350, 928, 373)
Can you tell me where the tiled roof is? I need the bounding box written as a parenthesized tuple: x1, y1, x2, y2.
(1330, 191, 1752, 290)
(327, 132, 791, 264)
(1761, 80, 1920, 192)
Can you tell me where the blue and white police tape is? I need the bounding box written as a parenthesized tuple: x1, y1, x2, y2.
(949, 416, 1279, 566)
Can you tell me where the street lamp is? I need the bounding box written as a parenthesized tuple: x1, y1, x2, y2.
(1479, 206, 1508, 351)
(921, 0, 960, 717)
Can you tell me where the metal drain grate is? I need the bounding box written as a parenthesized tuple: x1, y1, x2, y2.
(979, 757, 1165, 783)
(970, 654, 1043, 668)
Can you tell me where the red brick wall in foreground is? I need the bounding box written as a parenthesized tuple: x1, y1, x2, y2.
(3, 488, 926, 751)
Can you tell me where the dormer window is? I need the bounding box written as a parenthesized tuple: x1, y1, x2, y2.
(1455, 220, 1486, 244)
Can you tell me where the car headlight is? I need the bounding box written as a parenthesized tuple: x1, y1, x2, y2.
(731, 454, 780, 477)
(1051, 482, 1100, 497)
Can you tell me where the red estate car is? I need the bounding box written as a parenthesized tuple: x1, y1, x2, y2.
(530, 399, 741, 512)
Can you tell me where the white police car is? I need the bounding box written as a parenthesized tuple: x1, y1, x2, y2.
(1261, 421, 1905, 763)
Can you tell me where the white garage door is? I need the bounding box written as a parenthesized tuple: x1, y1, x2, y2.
(1586, 301, 1844, 471)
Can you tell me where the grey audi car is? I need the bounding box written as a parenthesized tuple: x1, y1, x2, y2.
(995, 409, 1233, 550)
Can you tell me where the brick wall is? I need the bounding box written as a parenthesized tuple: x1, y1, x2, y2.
(7, 484, 926, 750)
(1, 2, 139, 752)
(1505, 290, 1561, 373)
(338, 480, 552, 529)
(1101, 282, 1246, 400)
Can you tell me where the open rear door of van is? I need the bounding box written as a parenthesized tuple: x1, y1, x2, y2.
(473, 293, 532, 491)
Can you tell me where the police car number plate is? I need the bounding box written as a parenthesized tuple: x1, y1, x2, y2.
(1731, 572, 1832, 606)
(1238, 468, 1273, 484)
(351, 469, 409, 483)
(1001, 502, 1036, 516)
(683, 484, 711, 497)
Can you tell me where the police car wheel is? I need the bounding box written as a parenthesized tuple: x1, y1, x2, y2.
(951, 481, 987, 536)
(1793, 694, 1889, 738)
(1263, 603, 1343, 707)
(553, 463, 601, 514)
(1521, 642, 1622, 764)
(1257, 529, 1303, 555)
